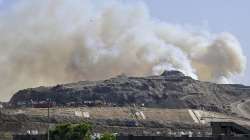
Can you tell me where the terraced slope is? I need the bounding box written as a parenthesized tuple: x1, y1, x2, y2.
(9, 71, 250, 114)
(1, 107, 250, 135)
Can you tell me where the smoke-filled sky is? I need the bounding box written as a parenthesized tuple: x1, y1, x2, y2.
(140, 0, 250, 85)
(0, 0, 249, 101)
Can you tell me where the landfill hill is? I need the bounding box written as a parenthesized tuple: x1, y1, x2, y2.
(9, 70, 250, 115)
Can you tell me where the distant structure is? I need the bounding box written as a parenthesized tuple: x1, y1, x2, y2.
(211, 122, 250, 137)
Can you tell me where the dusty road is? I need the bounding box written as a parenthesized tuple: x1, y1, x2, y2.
(231, 99, 250, 119)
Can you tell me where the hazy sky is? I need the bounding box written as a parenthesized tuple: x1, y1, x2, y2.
(0, 0, 249, 85)
(130, 0, 250, 85)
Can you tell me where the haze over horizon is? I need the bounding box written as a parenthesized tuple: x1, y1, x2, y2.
(0, 0, 249, 101)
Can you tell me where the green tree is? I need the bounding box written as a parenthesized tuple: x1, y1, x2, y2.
(50, 123, 73, 140)
(71, 122, 92, 140)
(50, 122, 92, 140)
(99, 133, 116, 140)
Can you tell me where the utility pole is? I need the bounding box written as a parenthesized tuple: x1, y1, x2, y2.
(47, 98, 51, 140)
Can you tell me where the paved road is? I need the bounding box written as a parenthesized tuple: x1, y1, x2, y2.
(231, 99, 250, 119)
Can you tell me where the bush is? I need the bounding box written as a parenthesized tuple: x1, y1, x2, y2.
(50, 122, 92, 140)
(99, 133, 116, 140)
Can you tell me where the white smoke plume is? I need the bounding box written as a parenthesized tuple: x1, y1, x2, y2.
(0, 0, 246, 101)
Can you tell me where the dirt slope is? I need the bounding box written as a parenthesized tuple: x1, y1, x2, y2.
(9, 71, 250, 114)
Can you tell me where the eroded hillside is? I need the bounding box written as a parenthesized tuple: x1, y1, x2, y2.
(9, 71, 250, 114)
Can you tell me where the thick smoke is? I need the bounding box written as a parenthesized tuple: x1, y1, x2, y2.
(0, 0, 246, 101)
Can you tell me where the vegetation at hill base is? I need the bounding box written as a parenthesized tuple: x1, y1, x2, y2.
(49, 122, 116, 140)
